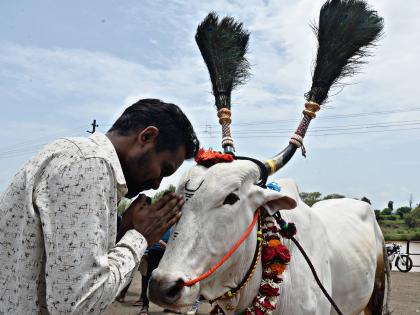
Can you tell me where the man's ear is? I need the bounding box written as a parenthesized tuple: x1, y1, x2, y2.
(248, 185, 297, 215)
(138, 126, 159, 146)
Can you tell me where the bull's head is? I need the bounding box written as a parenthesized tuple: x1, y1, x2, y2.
(148, 159, 296, 308)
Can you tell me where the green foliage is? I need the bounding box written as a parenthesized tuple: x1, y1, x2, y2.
(381, 208, 392, 215)
(404, 207, 420, 228)
(386, 215, 399, 221)
(151, 185, 176, 204)
(379, 208, 420, 241)
(396, 206, 412, 219)
(374, 210, 381, 220)
(117, 197, 133, 215)
(300, 192, 322, 206)
(323, 193, 345, 200)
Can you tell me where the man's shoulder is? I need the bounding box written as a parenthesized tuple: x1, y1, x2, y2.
(47, 133, 113, 161)
(27, 133, 126, 193)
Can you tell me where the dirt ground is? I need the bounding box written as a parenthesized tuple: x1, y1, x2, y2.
(388, 271, 420, 315)
(103, 271, 420, 315)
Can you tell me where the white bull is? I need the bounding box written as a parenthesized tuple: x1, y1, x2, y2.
(149, 160, 388, 315)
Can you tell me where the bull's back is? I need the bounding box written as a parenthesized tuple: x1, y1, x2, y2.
(312, 198, 380, 314)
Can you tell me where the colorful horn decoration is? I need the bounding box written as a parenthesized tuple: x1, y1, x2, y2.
(264, 102, 321, 175)
(195, 12, 250, 155)
(264, 0, 383, 175)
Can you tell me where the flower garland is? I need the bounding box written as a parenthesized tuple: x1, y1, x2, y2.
(211, 209, 292, 315)
(245, 210, 291, 315)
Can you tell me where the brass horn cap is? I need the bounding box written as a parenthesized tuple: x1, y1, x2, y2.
(303, 101, 321, 118)
(217, 108, 232, 125)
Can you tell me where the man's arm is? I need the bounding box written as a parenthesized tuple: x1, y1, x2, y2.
(34, 157, 147, 314)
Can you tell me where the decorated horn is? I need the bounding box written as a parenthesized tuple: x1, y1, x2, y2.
(195, 12, 251, 154)
(264, 0, 384, 175)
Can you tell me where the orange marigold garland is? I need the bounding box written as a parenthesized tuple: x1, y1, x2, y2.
(195, 148, 234, 168)
(245, 210, 291, 315)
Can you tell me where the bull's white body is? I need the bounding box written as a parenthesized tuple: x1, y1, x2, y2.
(263, 180, 382, 315)
(150, 161, 385, 315)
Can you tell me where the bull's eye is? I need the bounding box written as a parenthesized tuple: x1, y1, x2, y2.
(223, 193, 240, 205)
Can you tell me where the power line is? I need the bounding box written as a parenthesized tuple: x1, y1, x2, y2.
(196, 107, 420, 127)
(0, 130, 86, 158)
(199, 126, 420, 138)
(0, 121, 97, 157)
(198, 119, 420, 134)
(0, 126, 85, 152)
(216, 121, 420, 135)
(2, 110, 420, 158)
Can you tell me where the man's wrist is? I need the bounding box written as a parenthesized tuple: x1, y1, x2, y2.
(116, 213, 134, 242)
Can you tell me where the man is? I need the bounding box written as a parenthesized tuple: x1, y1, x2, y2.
(0, 99, 200, 314)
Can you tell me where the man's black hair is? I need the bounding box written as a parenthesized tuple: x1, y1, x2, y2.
(109, 99, 200, 159)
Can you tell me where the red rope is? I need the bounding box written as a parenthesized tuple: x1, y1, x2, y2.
(182, 209, 260, 287)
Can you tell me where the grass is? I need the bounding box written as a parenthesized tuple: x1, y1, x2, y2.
(378, 217, 420, 241)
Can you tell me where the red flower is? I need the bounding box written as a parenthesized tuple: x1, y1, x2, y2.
(276, 245, 290, 263)
(253, 305, 265, 315)
(195, 148, 234, 167)
(261, 298, 276, 310)
(262, 246, 276, 262)
(260, 284, 280, 296)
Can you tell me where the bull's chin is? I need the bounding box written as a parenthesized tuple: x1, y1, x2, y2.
(149, 293, 196, 310)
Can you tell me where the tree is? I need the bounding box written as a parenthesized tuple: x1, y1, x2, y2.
(361, 197, 371, 204)
(323, 193, 345, 200)
(409, 193, 413, 209)
(381, 208, 392, 215)
(404, 207, 420, 228)
(396, 206, 411, 219)
(300, 192, 322, 206)
(388, 200, 394, 211)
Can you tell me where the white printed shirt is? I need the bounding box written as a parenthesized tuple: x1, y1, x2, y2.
(0, 132, 147, 314)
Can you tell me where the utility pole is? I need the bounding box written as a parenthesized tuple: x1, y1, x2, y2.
(409, 193, 413, 209)
(87, 119, 98, 134)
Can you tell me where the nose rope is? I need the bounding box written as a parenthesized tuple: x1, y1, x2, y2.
(181, 208, 261, 287)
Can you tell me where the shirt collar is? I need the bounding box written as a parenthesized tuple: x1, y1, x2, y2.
(88, 132, 128, 199)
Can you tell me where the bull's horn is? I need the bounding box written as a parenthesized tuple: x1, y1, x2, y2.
(264, 102, 320, 175)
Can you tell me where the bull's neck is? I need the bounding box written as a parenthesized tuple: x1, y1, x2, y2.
(214, 224, 263, 314)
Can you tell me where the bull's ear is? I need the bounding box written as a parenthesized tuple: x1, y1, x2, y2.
(248, 185, 297, 215)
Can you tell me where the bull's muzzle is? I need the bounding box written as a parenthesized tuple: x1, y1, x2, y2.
(148, 275, 184, 306)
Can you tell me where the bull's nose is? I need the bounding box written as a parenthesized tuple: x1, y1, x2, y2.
(148, 277, 184, 305)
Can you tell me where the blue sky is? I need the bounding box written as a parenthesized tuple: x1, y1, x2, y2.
(1, 0, 419, 210)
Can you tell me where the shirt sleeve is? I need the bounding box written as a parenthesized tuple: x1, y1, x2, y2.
(34, 157, 147, 315)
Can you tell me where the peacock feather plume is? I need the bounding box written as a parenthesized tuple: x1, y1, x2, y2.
(195, 12, 251, 110)
(306, 0, 384, 105)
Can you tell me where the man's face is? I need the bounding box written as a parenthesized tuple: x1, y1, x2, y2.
(124, 144, 186, 198)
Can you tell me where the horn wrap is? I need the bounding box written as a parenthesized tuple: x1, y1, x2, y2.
(218, 108, 234, 154)
(264, 102, 320, 175)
